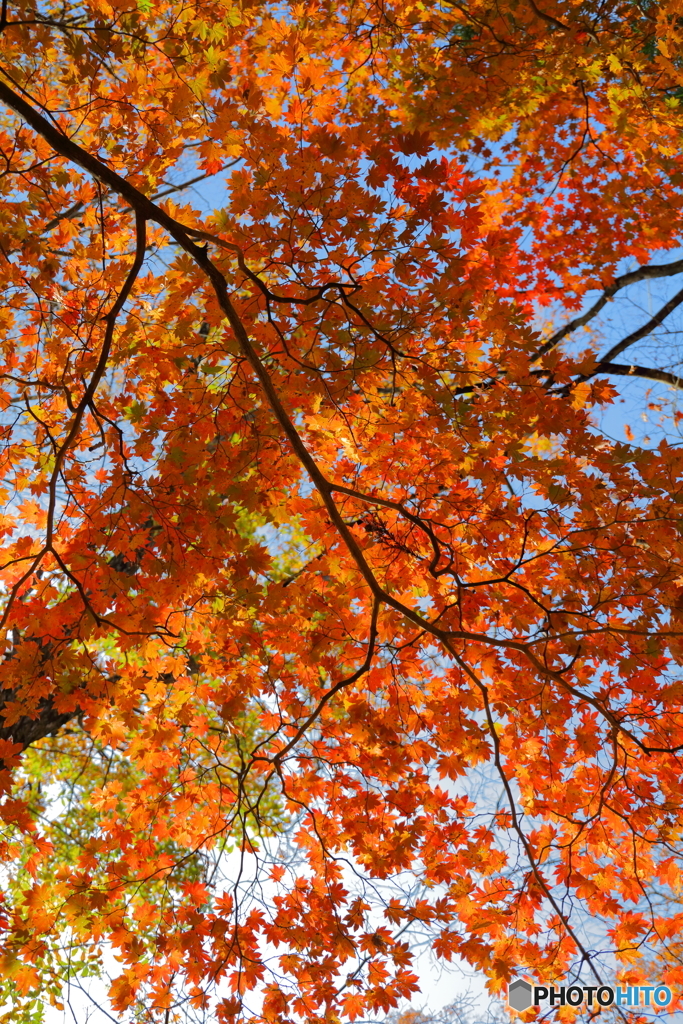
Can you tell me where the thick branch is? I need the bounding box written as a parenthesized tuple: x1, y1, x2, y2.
(0, 696, 78, 750)
(526, 0, 570, 32)
(591, 361, 683, 389)
(597, 284, 683, 363)
(534, 258, 683, 360)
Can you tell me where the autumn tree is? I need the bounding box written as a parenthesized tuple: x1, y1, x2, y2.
(2, 0, 683, 1021)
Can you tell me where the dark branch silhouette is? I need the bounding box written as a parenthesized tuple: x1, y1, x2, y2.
(534, 258, 683, 360)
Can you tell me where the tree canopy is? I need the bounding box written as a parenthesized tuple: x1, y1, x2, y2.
(2, 0, 683, 1021)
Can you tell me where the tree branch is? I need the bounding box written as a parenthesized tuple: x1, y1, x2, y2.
(0, 695, 79, 750)
(595, 284, 683, 364)
(590, 361, 683, 389)
(534, 258, 683, 360)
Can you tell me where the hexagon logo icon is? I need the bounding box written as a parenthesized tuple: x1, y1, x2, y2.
(508, 979, 533, 1012)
